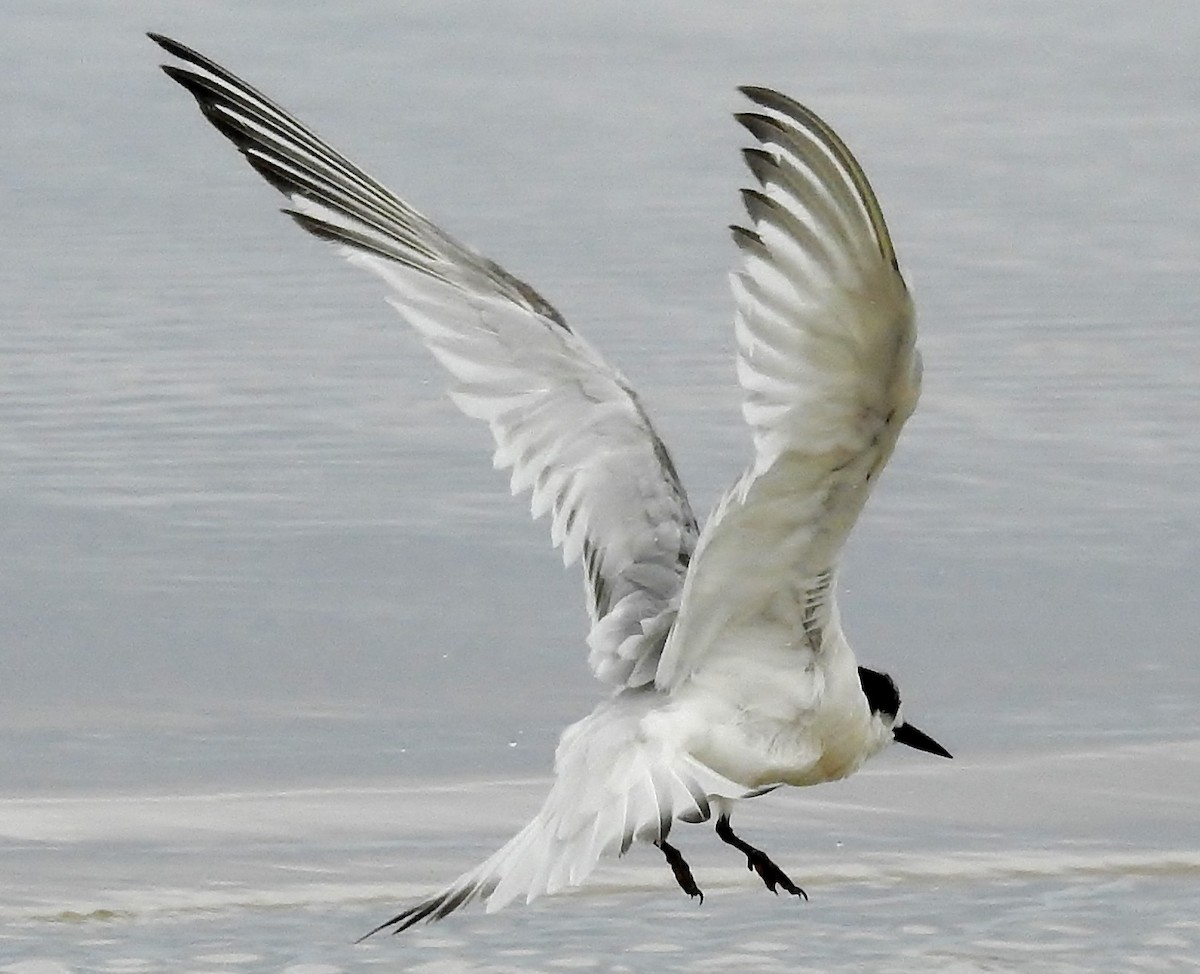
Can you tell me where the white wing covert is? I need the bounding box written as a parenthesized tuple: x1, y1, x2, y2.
(655, 88, 921, 690)
(151, 34, 698, 688)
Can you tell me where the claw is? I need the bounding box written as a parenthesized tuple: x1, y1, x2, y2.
(715, 815, 807, 900)
(657, 839, 705, 904)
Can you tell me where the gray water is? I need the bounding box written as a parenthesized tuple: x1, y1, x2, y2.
(3, 1, 1198, 971)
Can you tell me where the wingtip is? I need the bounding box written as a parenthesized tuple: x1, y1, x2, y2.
(158, 62, 191, 85)
(353, 916, 398, 944)
(147, 31, 186, 58)
(356, 888, 461, 943)
(737, 84, 771, 101)
(151, 35, 205, 86)
(147, 31, 175, 72)
(733, 111, 780, 143)
(355, 905, 423, 943)
(739, 85, 795, 117)
(739, 85, 813, 123)
(147, 32, 235, 88)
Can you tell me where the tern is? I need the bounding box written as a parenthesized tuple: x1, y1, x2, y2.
(151, 33, 953, 937)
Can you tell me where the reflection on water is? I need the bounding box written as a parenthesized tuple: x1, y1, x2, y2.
(2, 0, 1198, 971)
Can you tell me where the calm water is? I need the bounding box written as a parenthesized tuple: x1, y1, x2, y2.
(3, 1, 1198, 971)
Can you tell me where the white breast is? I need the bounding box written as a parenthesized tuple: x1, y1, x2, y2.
(663, 619, 883, 791)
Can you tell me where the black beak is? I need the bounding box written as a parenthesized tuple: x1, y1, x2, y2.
(893, 722, 952, 759)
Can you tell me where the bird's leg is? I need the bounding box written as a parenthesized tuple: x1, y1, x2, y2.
(714, 815, 807, 900)
(656, 839, 704, 904)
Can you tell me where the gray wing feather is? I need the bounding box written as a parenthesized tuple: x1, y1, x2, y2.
(151, 33, 698, 687)
(656, 88, 919, 689)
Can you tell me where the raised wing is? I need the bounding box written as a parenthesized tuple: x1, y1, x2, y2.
(655, 88, 920, 689)
(150, 34, 698, 688)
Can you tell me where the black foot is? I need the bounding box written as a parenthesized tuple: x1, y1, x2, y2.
(743, 846, 807, 899)
(715, 816, 807, 900)
(657, 839, 704, 904)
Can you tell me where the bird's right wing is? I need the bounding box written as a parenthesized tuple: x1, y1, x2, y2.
(655, 89, 920, 690)
(150, 34, 698, 688)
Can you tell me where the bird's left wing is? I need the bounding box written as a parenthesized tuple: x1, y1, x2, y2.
(359, 691, 750, 938)
(150, 34, 698, 688)
(656, 89, 920, 689)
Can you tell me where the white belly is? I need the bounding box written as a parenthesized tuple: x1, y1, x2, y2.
(663, 625, 882, 790)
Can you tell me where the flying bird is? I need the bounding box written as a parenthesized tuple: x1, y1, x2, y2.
(149, 32, 952, 938)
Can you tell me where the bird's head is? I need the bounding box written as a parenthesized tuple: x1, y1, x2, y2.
(858, 666, 952, 759)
